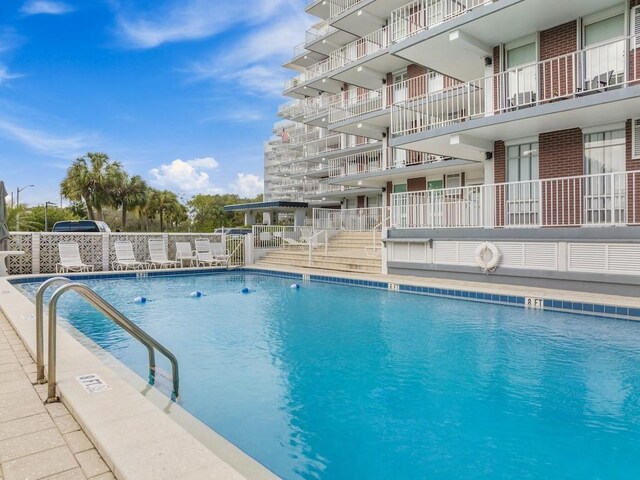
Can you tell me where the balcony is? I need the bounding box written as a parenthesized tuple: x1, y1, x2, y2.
(390, 0, 622, 81)
(305, 20, 358, 56)
(391, 35, 640, 160)
(391, 171, 640, 229)
(285, 41, 328, 70)
(328, 147, 451, 186)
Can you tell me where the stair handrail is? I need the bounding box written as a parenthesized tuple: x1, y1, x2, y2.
(45, 282, 179, 402)
(307, 229, 328, 266)
(370, 212, 391, 251)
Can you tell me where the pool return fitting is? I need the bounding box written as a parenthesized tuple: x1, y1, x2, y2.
(35, 278, 180, 403)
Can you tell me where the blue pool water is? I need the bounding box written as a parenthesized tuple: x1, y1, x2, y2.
(20, 272, 640, 479)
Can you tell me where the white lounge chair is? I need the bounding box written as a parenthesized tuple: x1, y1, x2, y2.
(194, 239, 222, 267)
(113, 241, 146, 270)
(211, 242, 231, 264)
(147, 239, 180, 269)
(281, 237, 307, 249)
(56, 242, 94, 273)
(175, 241, 197, 267)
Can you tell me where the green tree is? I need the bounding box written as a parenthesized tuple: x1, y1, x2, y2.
(60, 152, 123, 220)
(6, 205, 80, 231)
(111, 174, 148, 230)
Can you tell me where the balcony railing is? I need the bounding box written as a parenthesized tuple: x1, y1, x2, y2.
(306, 21, 338, 45)
(314, 207, 387, 231)
(392, 34, 638, 137)
(391, 171, 640, 229)
(301, 133, 343, 158)
(328, 148, 445, 177)
(391, 0, 495, 43)
(329, 0, 365, 19)
(303, 180, 354, 195)
(329, 88, 385, 123)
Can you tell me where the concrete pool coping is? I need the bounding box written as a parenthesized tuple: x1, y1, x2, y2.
(2, 264, 640, 480)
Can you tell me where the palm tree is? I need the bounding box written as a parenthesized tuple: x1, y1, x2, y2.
(149, 189, 181, 232)
(60, 152, 123, 220)
(112, 174, 148, 229)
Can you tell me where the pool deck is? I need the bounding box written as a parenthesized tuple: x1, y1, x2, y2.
(1, 264, 639, 480)
(0, 311, 114, 480)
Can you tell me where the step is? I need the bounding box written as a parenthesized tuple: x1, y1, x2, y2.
(260, 253, 381, 267)
(255, 259, 381, 274)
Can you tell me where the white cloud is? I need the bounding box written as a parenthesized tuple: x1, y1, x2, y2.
(21, 1, 74, 15)
(114, 0, 295, 49)
(0, 118, 93, 158)
(0, 67, 21, 85)
(231, 173, 263, 198)
(189, 12, 312, 96)
(149, 156, 220, 192)
(148, 157, 263, 198)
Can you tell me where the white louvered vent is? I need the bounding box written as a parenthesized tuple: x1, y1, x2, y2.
(408, 243, 427, 263)
(524, 243, 558, 270)
(632, 6, 640, 48)
(568, 244, 607, 272)
(458, 242, 482, 266)
(608, 245, 640, 274)
(633, 119, 640, 159)
(392, 243, 409, 262)
(433, 241, 459, 264)
(495, 242, 524, 268)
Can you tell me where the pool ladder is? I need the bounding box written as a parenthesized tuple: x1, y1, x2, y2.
(35, 277, 180, 403)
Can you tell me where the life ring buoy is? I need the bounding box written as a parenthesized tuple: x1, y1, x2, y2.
(475, 242, 500, 272)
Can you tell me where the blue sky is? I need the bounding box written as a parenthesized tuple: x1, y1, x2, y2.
(0, 0, 311, 205)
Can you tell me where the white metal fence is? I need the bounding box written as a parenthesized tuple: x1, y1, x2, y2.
(5, 232, 246, 275)
(252, 226, 313, 249)
(392, 34, 639, 137)
(391, 171, 640, 229)
(328, 148, 445, 178)
(313, 207, 387, 231)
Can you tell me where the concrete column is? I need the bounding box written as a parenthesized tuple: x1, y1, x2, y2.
(294, 209, 306, 227)
(244, 211, 256, 226)
(32, 233, 40, 274)
(245, 234, 254, 265)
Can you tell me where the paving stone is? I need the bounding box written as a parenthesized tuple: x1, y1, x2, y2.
(0, 427, 65, 462)
(63, 431, 93, 455)
(53, 415, 81, 435)
(75, 450, 109, 478)
(42, 468, 87, 479)
(0, 362, 22, 374)
(45, 402, 70, 419)
(90, 473, 115, 480)
(0, 391, 46, 423)
(2, 445, 78, 480)
(0, 413, 55, 442)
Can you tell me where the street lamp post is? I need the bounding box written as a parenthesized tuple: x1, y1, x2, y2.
(15, 185, 35, 232)
(44, 202, 56, 232)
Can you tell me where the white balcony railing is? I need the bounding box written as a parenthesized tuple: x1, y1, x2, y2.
(329, 0, 365, 19)
(306, 21, 338, 45)
(329, 88, 385, 123)
(330, 26, 390, 72)
(392, 34, 638, 137)
(391, 171, 640, 229)
(301, 133, 343, 158)
(391, 0, 494, 43)
(314, 207, 387, 231)
(328, 148, 445, 178)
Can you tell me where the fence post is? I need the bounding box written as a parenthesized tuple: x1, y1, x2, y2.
(245, 234, 254, 265)
(102, 233, 110, 271)
(32, 233, 40, 274)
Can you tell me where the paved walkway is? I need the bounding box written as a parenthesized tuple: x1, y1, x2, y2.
(0, 313, 115, 480)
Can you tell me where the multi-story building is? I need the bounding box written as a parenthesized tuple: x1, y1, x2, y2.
(265, 0, 640, 294)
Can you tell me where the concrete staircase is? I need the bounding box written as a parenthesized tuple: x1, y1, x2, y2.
(254, 231, 383, 274)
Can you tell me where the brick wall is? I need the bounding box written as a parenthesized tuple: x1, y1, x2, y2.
(540, 21, 577, 99)
(357, 195, 365, 208)
(386, 181, 392, 206)
(494, 140, 506, 227)
(407, 176, 426, 191)
(539, 128, 583, 179)
(493, 46, 501, 112)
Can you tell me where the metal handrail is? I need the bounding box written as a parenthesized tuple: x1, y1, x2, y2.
(370, 213, 390, 251)
(307, 230, 328, 266)
(46, 282, 179, 403)
(225, 237, 245, 268)
(35, 277, 73, 383)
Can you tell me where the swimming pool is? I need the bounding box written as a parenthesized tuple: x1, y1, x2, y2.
(19, 271, 640, 479)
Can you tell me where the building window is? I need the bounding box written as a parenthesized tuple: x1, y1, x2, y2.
(584, 128, 626, 224)
(506, 142, 539, 225)
(582, 9, 625, 90)
(632, 119, 640, 160)
(505, 37, 538, 108)
(393, 183, 407, 193)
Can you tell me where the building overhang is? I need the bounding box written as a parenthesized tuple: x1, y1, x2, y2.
(328, 158, 476, 188)
(284, 50, 327, 70)
(328, 108, 390, 140)
(391, 86, 640, 161)
(306, 30, 359, 56)
(224, 201, 309, 213)
(330, 52, 409, 90)
(330, 0, 409, 37)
